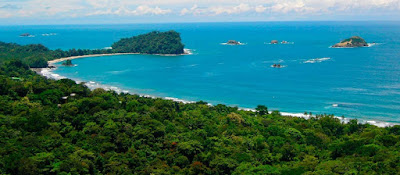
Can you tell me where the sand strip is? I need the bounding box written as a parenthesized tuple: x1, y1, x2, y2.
(48, 53, 140, 64)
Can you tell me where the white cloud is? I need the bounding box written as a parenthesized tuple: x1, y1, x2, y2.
(0, 0, 400, 20)
(269, 1, 315, 14)
(134, 5, 171, 15)
(87, 5, 171, 16)
(180, 5, 199, 15)
(209, 3, 251, 15)
(179, 3, 254, 16)
(255, 5, 267, 13)
(180, 8, 190, 15)
(0, 11, 12, 18)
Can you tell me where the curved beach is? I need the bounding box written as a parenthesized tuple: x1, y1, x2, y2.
(39, 54, 398, 128)
(48, 53, 140, 64)
(48, 49, 193, 65)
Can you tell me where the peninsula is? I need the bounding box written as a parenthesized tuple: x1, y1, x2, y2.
(112, 30, 185, 54)
(332, 36, 369, 48)
(0, 30, 186, 68)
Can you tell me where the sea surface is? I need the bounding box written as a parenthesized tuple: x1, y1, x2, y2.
(1, 22, 400, 124)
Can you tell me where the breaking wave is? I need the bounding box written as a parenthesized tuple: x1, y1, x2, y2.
(303, 57, 331, 63)
(220, 42, 246, 45)
(37, 66, 398, 128)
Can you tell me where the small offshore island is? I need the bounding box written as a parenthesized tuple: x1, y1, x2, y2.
(19, 33, 34, 37)
(62, 59, 73, 66)
(223, 40, 244, 45)
(332, 36, 369, 48)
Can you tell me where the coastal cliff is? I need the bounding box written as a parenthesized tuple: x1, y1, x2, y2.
(332, 36, 368, 48)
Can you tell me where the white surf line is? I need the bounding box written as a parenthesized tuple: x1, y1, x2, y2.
(48, 49, 193, 65)
(38, 54, 399, 128)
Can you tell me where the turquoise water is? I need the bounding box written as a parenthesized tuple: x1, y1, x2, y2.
(1, 22, 400, 124)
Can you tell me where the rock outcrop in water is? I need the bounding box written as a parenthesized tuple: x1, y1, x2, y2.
(20, 33, 32, 37)
(226, 40, 241, 45)
(332, 36, 368, 48)
(62, 59, 73, 66)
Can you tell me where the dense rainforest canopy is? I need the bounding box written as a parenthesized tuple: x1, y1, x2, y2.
(0, 42, 53, 68)
(0, 59, 399, 174)
(0, 39, 399, 174)
(0, 42, 112, 68)
(111, 31, 185, 54)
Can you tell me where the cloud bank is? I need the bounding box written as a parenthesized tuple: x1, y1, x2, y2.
(0, 0, 399, 22)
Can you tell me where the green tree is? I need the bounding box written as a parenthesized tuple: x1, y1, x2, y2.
(256, 105, 269, 115)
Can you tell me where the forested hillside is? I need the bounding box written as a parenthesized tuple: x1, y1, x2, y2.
(112, 31, 185, 54)
(0, 42, 52, 68)
(0, 42, 112, 68)
(0, 31, 184, 68)
(0, 60, 399, 174)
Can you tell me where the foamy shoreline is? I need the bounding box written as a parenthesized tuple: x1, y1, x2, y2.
(34, 53, 398, 128)
(48, 49, 193, 65)
(329, 43, 381, 49)
(48, 53, 140, 64)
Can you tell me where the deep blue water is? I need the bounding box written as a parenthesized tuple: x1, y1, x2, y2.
(1, 22, 400, 123)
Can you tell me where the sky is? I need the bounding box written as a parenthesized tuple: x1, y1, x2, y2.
(0, 0, 400, 25)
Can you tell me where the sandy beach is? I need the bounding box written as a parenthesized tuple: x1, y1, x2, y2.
(48, 49, 192, 65)
(36, 49, 397, 128)
(48, 53, 140, 64)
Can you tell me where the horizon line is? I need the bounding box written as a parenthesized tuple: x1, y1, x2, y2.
(1, 20, 400, 26)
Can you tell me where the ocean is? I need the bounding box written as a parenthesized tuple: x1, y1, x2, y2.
(1, 22, 400, 125)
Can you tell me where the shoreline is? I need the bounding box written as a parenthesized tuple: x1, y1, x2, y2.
(34, 52, 398, 128)
(48, 51, 192, 65)
(329, 43, 380, 48)
(48, 53, 140, 64)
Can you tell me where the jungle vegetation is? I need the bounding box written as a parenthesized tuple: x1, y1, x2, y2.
(0, 30, 184, 68)
(0, 42, 112, 68)
(0, 60, 399, 174)
(0, 39, 399, 174)
(111, 31, 185, 55)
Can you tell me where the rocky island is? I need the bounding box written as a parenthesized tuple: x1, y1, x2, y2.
(225, 40, 242, 45)
(332, 36, 369, 48)
(19, 33, 32, 37)
(62, 59, 73, 66)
